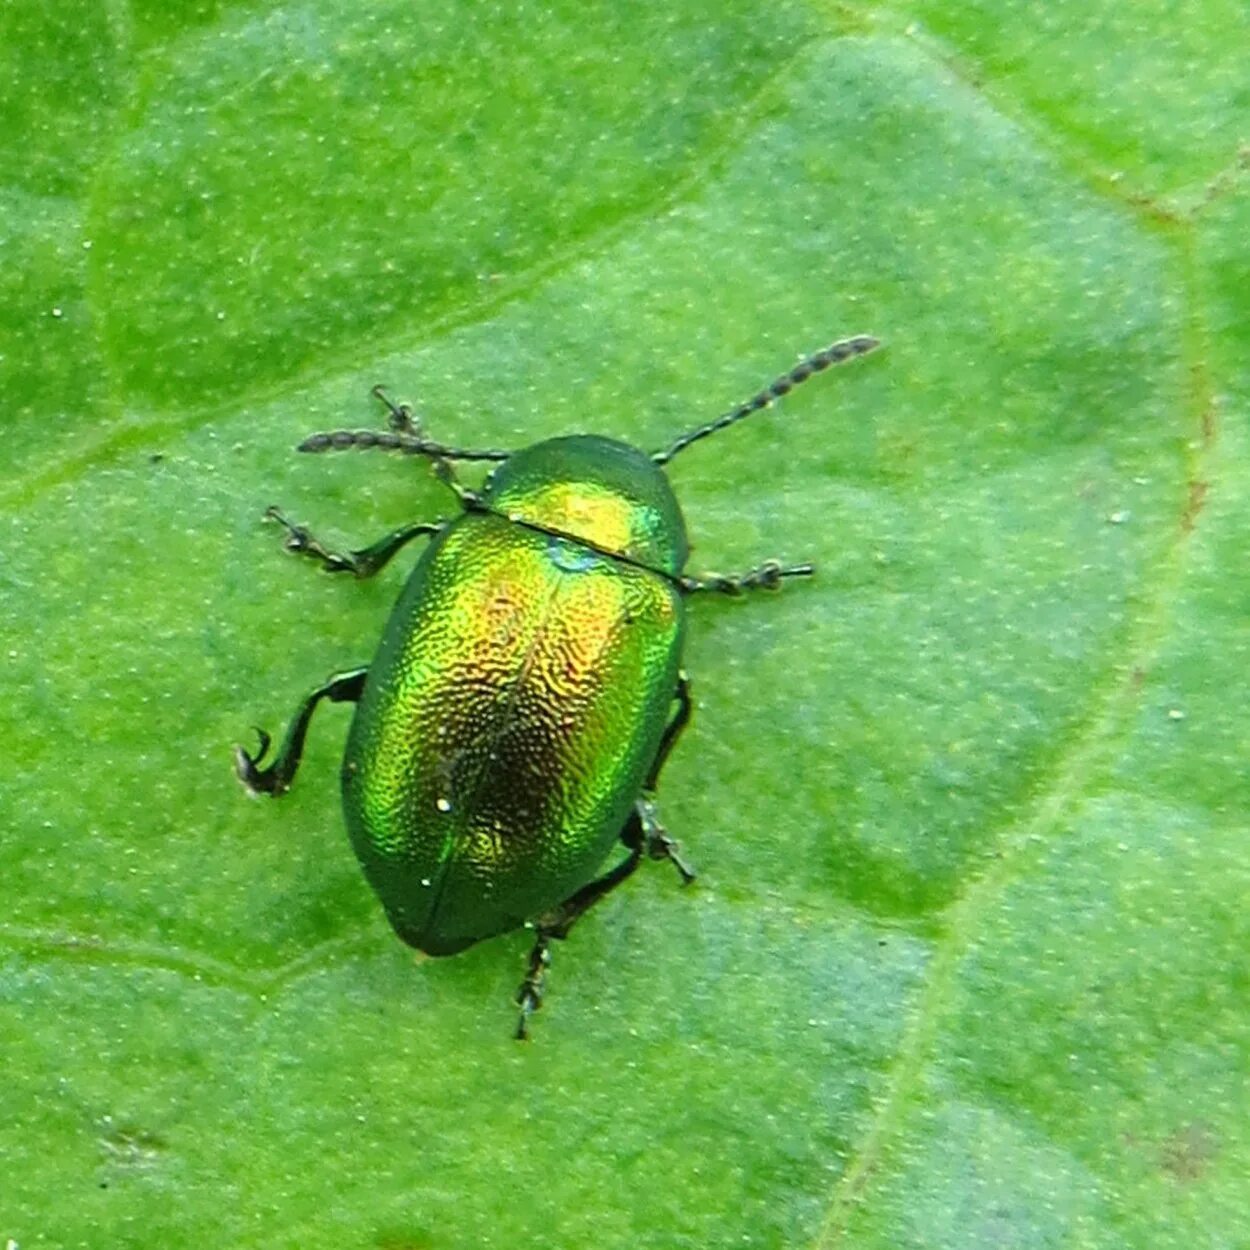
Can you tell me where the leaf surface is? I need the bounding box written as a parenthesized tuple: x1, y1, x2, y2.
(2, 3, 1246, 1246)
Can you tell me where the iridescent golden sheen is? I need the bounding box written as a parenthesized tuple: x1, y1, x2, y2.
(341, 459, 685, 954)
(502, 478, 637, 555)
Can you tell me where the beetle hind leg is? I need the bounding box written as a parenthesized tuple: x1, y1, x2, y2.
(512, 793, 695, 1039)
(514, 842, 645, 1040)
(513, 674, 698, 1038)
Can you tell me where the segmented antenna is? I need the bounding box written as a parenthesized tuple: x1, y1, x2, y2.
(297, 429, 511, 462)
(297, 385, 512, 463)
(651, 334, 880, 466)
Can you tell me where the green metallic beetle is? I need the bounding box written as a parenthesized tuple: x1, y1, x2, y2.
(236, 334, 879, 1037)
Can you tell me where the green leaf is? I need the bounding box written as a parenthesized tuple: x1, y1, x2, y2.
(3, 2, 1246, 1246)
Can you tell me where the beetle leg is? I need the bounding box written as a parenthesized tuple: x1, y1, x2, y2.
(514, 941, 553, 1039)
(371, 385, 487, 511)
(631, 796, 696, 884)
(514, 843, 646, 1040)
(370, 384, 424, 436)
(429, 457, 484, 511)
(645, 672, 692, 789)
(513, 790, 696, 1039)
(234, 667, 367, 797)
(262, 507, 443, 578)
(679, 559, 814, 595)
(634, 674, 698, 883)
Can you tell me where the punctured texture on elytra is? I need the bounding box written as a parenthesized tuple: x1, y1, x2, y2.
(343, 436, 686, 954)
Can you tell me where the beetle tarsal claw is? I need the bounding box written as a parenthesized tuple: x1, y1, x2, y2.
(240, 726, 271, 763)
(514, 944, 552, 1040)
(370, 383, 422, 435)
(638, 799, 697, 884)
(233, 729, 277, 796)
(262, 505, 312, 553)
(392, 404, 423, 438)
(755, 559, 783, 589)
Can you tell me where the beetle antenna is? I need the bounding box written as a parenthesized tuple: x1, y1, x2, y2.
(651, 335, 881, 466)
(296, 385, 513, 463)
(297, 429, 512, 462)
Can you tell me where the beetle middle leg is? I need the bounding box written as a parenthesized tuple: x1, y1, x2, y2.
(234, 666, 367, 797)
(679, 558, 814, 595)
(263, 507, 443, 578)
(640, 672, 696, 882)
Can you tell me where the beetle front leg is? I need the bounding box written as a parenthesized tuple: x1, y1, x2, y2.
(679, 559, 814, 595)
(235, 667, 367, 797)
(264, 507, 443, 578)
